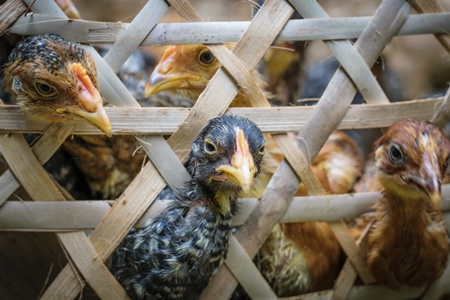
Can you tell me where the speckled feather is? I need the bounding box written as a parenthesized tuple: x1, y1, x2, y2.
(111, 115, 266, 300)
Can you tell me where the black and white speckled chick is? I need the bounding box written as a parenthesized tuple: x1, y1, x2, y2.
(111, 115, 266, 300)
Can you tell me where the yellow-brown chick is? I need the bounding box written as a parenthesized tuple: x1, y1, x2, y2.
(4, 34, 111, 135)
(145, 44, 267, 108)
(255, 130, 364, 297)
(367, 119, 450, 289)
(145, 44, 282, 199)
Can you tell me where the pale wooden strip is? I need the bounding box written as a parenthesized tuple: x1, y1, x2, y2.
(0, 132, 128, 299)
(409, 0, 450, 54)
(0, 123, 74, 205)
(102, 0, 169, 73)
(2, 194, 450, 232)
(42, 163, 167, 299)
(430, 85, 450, 129)
(202, 1, 412, 299)
(1, 98, 441, 134)
(290, 0, 409, 288)
(0, 0, 26, 34)
(224, 236, 277, 299)
(0, 133, 65, 201)
(295, 0, 410, 160)
(281, 285, 427, 300)
(57, 232, 130, 300)
(28, 1, 187, 298)
(8, 13, 450, 45)
(290, 0, 389, 104)
(330, 222, 373, 300)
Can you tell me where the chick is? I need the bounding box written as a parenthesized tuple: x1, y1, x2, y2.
(111, 115, 266, 300)
(4, 34, 111, 135)
(367, 119, 450, 289)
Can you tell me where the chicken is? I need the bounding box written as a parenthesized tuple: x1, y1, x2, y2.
(3, 33, 156, 199)
(4, 34, 111, 135)
(253, 130, 364, 297)
(145, 43, 282, 199)
(144, 44, 267, 108)
(111, 115, 266, 300)
(366, 119, 450, 289)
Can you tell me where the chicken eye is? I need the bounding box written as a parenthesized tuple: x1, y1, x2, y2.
(204, 139, 218, 154)
(198, 50, 215, 65)
(258, 143, 266, 156)
(388, 144, 403, 164)
(35, 82, 57, 97)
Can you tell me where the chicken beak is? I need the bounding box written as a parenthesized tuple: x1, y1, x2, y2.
(145, 46, 199, 97)
(415, 153, 442, 205)
(215, 129, 257, 193)
(57, 63, 112, 136)
(64, 103, 112, 137)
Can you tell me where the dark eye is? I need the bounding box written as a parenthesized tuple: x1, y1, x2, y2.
(198, 50, 215, 65)
(258, 143, 266, 156)
(204, 139, 217, 154)
(35, 82, 57, 96)
(388, 144, 403, 163)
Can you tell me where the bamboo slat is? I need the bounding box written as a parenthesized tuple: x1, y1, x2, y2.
(2, 195, 449, 231)
(0, 133, 128, 299)
(0, 0, 26, 35)
(0, 98, 442, 134)
(409, 0, 450, 54)
(7, 13, 450, 45)
(0, 123, 74, 204)
(201, 1, 412, 298)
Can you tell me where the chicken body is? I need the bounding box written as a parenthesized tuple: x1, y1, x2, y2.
(255, 130, 364, 297)
(367, 119, 450, 289)
(111, 115, 266, 299)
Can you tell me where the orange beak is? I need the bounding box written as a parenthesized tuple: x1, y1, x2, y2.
(57, 63, 112, 136)
(214, 129, 257, 192)
(144, 46, 200, 97)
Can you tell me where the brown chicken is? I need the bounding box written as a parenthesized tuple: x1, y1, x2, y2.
(145, 43, 282, 200)
(146, 45, 368, 296)
(365, 119, 450, 289)
(4, 34, 111, 135)
(255, 130, 364, 297)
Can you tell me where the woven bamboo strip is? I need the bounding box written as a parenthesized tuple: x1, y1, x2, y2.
(0, 123, 74, 205)
(0, 0, 26, 34)
(291, 0, 389, 104)
(431, 88, 450, 129)
(8, 13, 450, 45)
(3, 194, 449, 231)
(409, 0, 450, 54)
(0, 133, 128, 299)
(22, 0, 172, 298)
(201, 1, 411, 298)
(165, 0, 294, 296)
(330, 222, 373, 300)
(0, 98, 443, 134)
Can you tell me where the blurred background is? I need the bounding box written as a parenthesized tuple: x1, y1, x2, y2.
(73, 0, 450, 100)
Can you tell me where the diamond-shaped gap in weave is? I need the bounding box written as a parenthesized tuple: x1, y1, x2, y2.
(32, 0, 298, 298)
(0, 0, 442, 298)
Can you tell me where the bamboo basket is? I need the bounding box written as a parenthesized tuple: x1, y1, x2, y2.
(1, 0, 450, 299)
